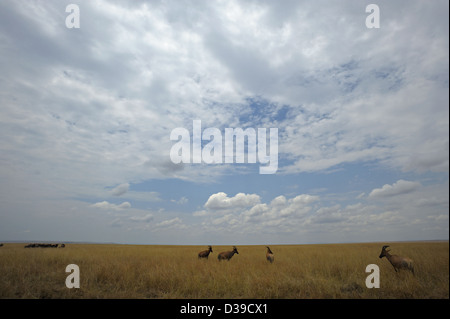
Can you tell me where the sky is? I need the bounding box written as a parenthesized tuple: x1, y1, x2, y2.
(0, 0, 448, 245)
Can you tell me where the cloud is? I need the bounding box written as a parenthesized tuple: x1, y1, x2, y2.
(197, 192, 319, 230)
(171, 196, 188, 205)
(204, 192, 261, 210)
(111, 183, 129, 196)
(368, 180, 421, 198)
(192, 182, 448, 243)
(308, 205, 346, 224)
(91, 201, 131, 211)
(0, 1, 447, 245)
(155, 217, 185, 229)
(129, 214, 154, 223)
(120, 191, 162, 203)
(110, 218, 123, 228)
(0, 0, 447, 191)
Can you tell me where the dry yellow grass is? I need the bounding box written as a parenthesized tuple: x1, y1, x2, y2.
(0, 241, 448, 299)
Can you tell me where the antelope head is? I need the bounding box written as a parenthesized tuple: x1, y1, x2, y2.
(379, 245, 390, 258)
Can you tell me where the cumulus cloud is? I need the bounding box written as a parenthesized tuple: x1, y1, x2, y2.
(192, 182, 448, 243)
(196, 192, 319, 231)
(204, 192, 261, 210)
(368, 180, 421, 198)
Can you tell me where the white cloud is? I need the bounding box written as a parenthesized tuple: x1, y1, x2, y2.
(197, 192, 319, 231)
(204, 192, 261, 211)
(308, 205, 346, 224)
(91, 201, 131, 211)
(270, 195, 287, 207)
(193, 210, 208, 217)
(193, 181, 448, 243)
(368, 180, 421, 198)
(171, 196, 188, 205)
(155, 217, 185, 229)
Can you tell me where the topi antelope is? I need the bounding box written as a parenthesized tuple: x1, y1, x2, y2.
(266, 246, 274, 263)
(198, 245, 213, 259)
(379, 245, 415, 275)
(218, 246, 239, 261)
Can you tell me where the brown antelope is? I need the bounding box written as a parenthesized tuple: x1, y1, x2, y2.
(218, 246, 239, 261)
(198, 245, 213, 259)
(379, 245, 415, 275)
(266, 246, 274, 263)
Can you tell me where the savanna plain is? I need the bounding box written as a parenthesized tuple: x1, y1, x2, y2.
(0, 241, 448, 299)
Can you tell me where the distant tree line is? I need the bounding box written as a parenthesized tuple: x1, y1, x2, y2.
(24, 243, 65, 248)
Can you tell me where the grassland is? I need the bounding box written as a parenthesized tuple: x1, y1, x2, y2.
(0, 241, 448, 299)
